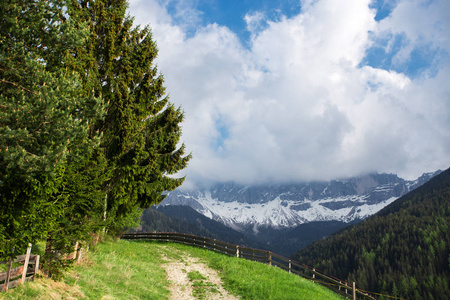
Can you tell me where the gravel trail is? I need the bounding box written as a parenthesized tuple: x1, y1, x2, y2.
(161, 248, 239, 300)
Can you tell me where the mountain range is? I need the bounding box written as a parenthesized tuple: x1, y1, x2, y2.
(160, 171, 442, 232)
(138, 168, 449, 299)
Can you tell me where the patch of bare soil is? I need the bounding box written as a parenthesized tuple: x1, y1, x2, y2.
(161, 251, 239, 300)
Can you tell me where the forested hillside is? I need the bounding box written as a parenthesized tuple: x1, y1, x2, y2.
(293, 167, 450, 299)
(137, 206, 353, 256)
(135, 206, 262, 249)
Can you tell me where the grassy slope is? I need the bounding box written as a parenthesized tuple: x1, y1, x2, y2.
(178, 242, 344, 300)
(1, 240, 343, 300)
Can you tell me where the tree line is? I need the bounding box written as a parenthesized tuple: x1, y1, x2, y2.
(293, 167, 450, 300)
(0, 0, 191, 276)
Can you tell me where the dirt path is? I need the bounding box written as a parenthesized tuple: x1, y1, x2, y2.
(161, 248, 239, 300)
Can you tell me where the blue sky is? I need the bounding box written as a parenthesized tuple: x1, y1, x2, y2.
(129, 0, 450, 187)
(162, 0, 437, 78)
(182, 0, 302, 41)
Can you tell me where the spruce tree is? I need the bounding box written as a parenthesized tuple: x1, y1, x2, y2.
(68, 0, 191, 233)
(0, 0, 101, 259)
(43, 147, 109, 276)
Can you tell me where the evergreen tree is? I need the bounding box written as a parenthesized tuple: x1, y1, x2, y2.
(68, 0, 191, 233)
(43, 147, 109, 276)
(0, 0, 100, 259)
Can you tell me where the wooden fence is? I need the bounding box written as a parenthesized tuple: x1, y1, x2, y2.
(0, 242, 85, 293)
(121, 232, 377, 300)
(0, 244, 40, 292)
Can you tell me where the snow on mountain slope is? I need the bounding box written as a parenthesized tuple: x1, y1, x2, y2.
(160, 171, 441, 230)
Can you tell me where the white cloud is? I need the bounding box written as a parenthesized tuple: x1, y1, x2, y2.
(128, 0, 450, 187)
(244, 11, 267, 36)
(376, 0, 450, 71)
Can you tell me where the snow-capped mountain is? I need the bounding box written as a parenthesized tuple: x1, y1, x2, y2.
(160, 171, 441, 231)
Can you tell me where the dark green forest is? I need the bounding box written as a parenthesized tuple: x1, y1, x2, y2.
(294, 167, 450, 300)
(135, 206, 263, 249)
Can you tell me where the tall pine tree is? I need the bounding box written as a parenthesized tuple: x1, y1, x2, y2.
(68, 0, 191, 233)
(0, 0, 101, 259)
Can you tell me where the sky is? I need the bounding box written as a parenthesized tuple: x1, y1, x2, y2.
(128, 0, 450, 188)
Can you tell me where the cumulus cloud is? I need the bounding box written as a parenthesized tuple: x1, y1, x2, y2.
(128, 0, 450, 187)
(244, 11, 267, 36)
(373, 0, 450, 75)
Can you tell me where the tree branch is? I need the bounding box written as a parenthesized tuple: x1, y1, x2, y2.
(0, 79, 37, 95)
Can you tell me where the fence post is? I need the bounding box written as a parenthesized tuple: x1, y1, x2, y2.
(268, 252, 272, 266)
(21, 243, 32, 284)
(236, 245, 239, 258)
(289, 259, 292, 274)
(3, 257, 13, 292)
(353, 282, 356, 300)
(312, 268, 315, 283)
(34, 255, 40, 275)
(77, 247, 83, 263)
(72, 242, 79, 260)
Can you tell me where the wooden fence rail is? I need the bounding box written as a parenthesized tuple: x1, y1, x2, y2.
(0, 242, 85, 293)
(121, 232, 377, 300)
(0, 244, 40, 292)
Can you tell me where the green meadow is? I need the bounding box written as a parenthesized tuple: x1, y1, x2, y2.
(2, 240, 343, 299)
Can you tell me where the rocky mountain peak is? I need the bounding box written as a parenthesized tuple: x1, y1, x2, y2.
(160, 171, 441, 230)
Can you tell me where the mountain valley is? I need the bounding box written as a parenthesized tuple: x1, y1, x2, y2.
(138, 170, 441, 256)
